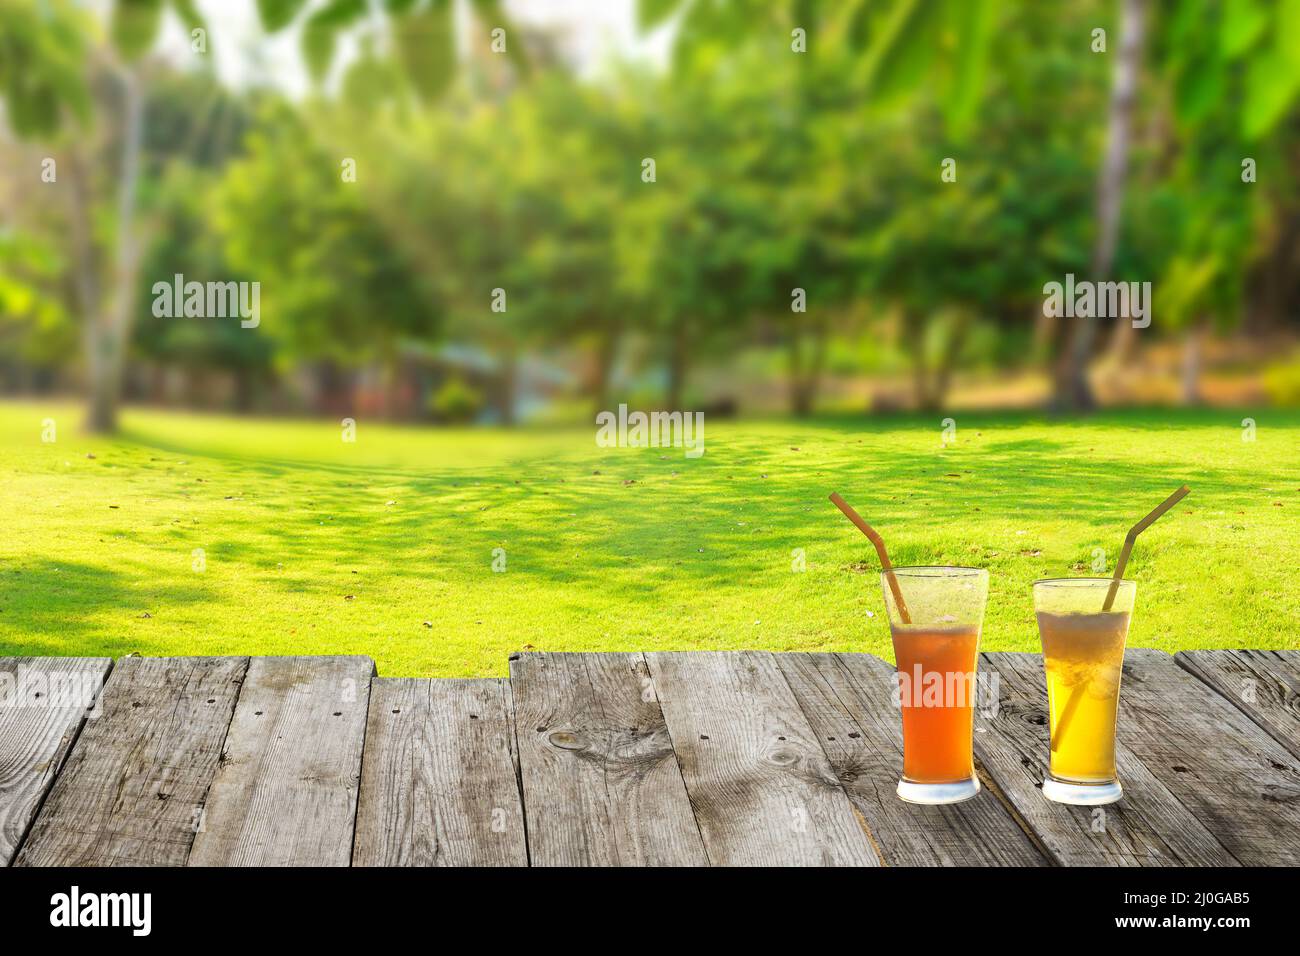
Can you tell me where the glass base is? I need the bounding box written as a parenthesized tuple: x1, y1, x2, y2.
(1042, 776, 1123, 805)
(897, 776, 980, 805)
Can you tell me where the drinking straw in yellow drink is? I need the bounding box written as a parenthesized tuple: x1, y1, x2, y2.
(1034, 484, 1189, 806)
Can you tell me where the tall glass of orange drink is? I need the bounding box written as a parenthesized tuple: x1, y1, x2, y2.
(882, 566, 988, 805)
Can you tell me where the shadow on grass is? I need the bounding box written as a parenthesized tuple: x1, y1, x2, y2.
(0, 560, 210, 656)
(0, 408, 1279, 662)
(95, 418, 1276, 593)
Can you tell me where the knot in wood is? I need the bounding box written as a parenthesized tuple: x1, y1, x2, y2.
(766, 747, 799, 767)
(547, 730, 588, 751)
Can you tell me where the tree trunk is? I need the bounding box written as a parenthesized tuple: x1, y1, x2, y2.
(1180, 319, 1206, 405)
(234, 366, 255, 413)
(787, 317, 808, 416)
(1053, 0, 1145, 411)
(86, 66, 147, 434)
(666, 318, 688, 410)
(498, 347, 518, 426)
(787, 314, 829, 417)
(591, 324, 619, 414)
(1245, 216, 1299, 334)
(930, 311, 971, 410)
(1107, 305, 1140, 365)
(901, 309, 930, 409)
(65, 148, 104, 426)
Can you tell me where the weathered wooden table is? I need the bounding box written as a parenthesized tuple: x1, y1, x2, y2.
(1, 650, 1296, 867)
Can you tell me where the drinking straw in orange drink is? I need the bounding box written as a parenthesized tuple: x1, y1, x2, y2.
(830, 494, 988, 805)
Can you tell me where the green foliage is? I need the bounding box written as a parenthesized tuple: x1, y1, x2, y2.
(133, 164, 274, 378)
(637, 0, 683, 31)
(143, 71, 253, 169)
(860, 0, 936, 104)
(0, 0, 90, 137)
(170, 0, 205, 34)
(295, 0, 526, 100)
(1264, 358, 1300, 406)
(0, 231, 73, 364)
(109, 0, 209, 61)
(110, 0, 164, 61)
(1158, 0, 1300, 140)
(128, 72, 265, 381)
(255, 0, 310, 32)
(393, 1, 455, 102)
(946, 0, 996, 137)
(302, 0, 367, 82)
(212, 102, 439, 364)
(1135, 23, 1272, 330)
(429, 376, 484, 423)
(467, 0, 528, 73)
(4, 0, 1300, 419)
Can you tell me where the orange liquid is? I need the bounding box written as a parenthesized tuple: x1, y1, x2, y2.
(891, 624, 980, 784)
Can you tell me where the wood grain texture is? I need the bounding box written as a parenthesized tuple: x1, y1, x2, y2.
(646, 651, 880, 866)
(0, 657, 113, 864)
(1175, 650, 1300, 762)
(1115, 649, 1300, 866)
(353, 678, 526, 866)
(509, 652, 707, 866)
(975, 652, 1238, 866)
(187, 656, 374, 867)
(15, 657, 247, 867)
(15, 651, 1295, 868)
(778, 653, 1047, 866)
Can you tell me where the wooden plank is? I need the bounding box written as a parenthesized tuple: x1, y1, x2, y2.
(509, 652, 707, 866)
(1175, 650, 1300, 762)
(777, 653, 1047, 866)
(0, 657, 113, 864)
(353, 678, 526, 866)
(1114, 649, 1300, 866)
(975, 653, 1238, 866)
(187, 656, 374, 867)
(646, 651, 880, 866)
(15, 657, 247, 867)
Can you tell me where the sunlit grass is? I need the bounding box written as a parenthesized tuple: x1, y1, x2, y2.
(2, 400, 1296, 676)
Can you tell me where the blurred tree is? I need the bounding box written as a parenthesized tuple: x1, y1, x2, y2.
(645, 0, 1300, 410)
(268, 0, 529, 99)
(853, 0, 1300, 409)
(0, 0, 524, 430)
(0, 0, 207, 431)
(133, 162, 275, 411)
(0, 0, 90, 138)
(212, 101, 438, 413)
(0, 230, 75, 386)
(628, 73, 760, 410)
(1108, 0, 1300, 372)
(522, 78, 639, 413)
(641, 0, 1108, 412)
(1052, 0, 1142, 411)
(5, 0, 1297, 422)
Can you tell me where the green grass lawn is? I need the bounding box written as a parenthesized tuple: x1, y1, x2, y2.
(1, 400, 1296, 676)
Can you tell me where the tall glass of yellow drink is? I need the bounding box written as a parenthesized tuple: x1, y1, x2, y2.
(1033, 578, 1135, 805)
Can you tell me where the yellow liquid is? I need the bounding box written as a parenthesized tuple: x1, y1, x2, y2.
(1037, 611, 1128, 782)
